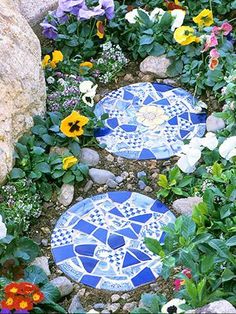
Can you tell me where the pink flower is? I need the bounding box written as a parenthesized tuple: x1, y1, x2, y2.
(174, 279, 185, 291)
(210, 48, 220, 58)
(182, 268, 192, 279)
(202, 32, 218, 52)
(213, 22, 232, 36)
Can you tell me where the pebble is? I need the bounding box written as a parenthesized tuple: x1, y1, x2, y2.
(117, 157, 125, 164)
(144, 186, 153, 193)
(84, 180, 93, 192)
(97, 187, 104, 193)
(121, 171, 129, 178)
(106, 178, 118, 188)
(137, 171, 147, 178)
(127, 184, 133, 190)
(162, 160, 171, 166)
(115, 176, 124, 184)
(206, 114, 225, 132)
(77, 288, 86, 297)
(151, 172, 159, 179)
(68, 292, 85, 314)
(58, 184, 74, 206)
(80, 148, 100, 167)
(41, 239, 48, 247)
(111, 294, 121, 303)
(123, 302, 137, 312)
(138, 180, 146, 190)
(101, 311, 110, 314)
(93, 303, 105, 311)
(121, 293, 130, 300)
(50, 276, 73, 297)
(106, 154, 115, 162)
(150, 282, 160, 291)
(172, 196, 202, 215)
(89, 168, 116, 185)
(141, 74, 155, 82)
(108, 303, 121, 313)
(123, 73, 135, 82)
(31, 256, 51, 276)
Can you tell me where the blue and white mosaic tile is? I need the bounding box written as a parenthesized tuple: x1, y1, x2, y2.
(94, 83, 207, 160)
(51, 192, 175, 291)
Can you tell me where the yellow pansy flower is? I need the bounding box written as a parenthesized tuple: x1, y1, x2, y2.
(96, 21, 105, 39)
(60, 111, 89, 138)
(174, 26, 200, 45)
(193, 9, 214, 27)
(42, 55, 50, 68)
(62, 156, 78, 170)
(80, 61, 93, 68)
(52, 50, 64, 63)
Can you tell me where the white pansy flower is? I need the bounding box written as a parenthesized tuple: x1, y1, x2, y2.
(161, 298, 186, 313)
(171, 9, 186, 31)
(136, 106, 169, 129)
(58, 78, 67, 87)
(177, 146, 202, 173)
(201, 132, 218, 150)
(219, 136, 236, 160)
(46, 76, 55, 84)
(125, 8, 148, 24)
(79, 80, 98, 107)
(150, 8, 165, 22)
(0, 215, 7, 240)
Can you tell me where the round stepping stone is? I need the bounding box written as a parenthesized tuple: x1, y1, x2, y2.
(51, 191, 175, 291)
(94, 82, 207, 160)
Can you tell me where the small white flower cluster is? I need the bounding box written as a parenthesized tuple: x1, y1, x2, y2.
(221, 69, 236, 112)
(97, 42, 128, 84)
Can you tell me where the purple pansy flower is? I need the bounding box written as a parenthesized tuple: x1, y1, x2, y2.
(77, 4, 104, 20)
(99, 0, 115, 20)
(14, 310, 29, 314)
(40, 21, 58, 40)
(0, 309, 11, 314)
(57, 0, 85, 14)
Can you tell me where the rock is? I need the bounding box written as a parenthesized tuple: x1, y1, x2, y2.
(144, 186, 153, 193)
(106, 179, 118, 188)
(137, 171, 147, 178)
(58, 184, 74, 206)
(121, 171, 129, 179)
(108, 303, 121, 313)
(93, 303, 105, 311)
(41, 239, 49, 247)
(31, 256, 50, 276)
(50, 146, 69, 156)
(80, 148, 100, 167)
(106, 154, 115, 162)
(101, 310, 111, 314)
(68, 293, 85, 314)
(138, 180, 146, 190)
(121, 293, 130, 300)
(84, 180, 93, 192)
(88, 310, 99, 314)
(140, 55, 172, 78)
(186, 300, 236, 314)
(50, 276, 73, 297)
(0, 0, 46, 184)
(115, 176, 124, 184)
(89, 168, 115, 185)
(162, 78, 178, 86)
(117, 157, 124, 164)
(123, 73, 135, 82)
(172, 196, 203, 215)
(111, 294, 121, 303)
(123, 302, 137, 312)
(206, 114, 225, 132)
(141, 74, 155, 82)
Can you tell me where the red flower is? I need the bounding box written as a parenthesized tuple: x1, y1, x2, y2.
(4, 283, 20, 295)
(182, 268, 192, 279)
(18, 282, 38, 295)
(164, 0, 185, 10)
(32, 291, 44, 304)
(14, 296, 33, 311)
(209, 57, 219, 70)
(1, 295, 16, 310)
(96, 21, 105, 39)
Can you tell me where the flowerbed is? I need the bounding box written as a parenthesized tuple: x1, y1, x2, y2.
(0, 0, 236, 313)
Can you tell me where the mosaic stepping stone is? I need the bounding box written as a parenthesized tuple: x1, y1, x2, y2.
(51, 192, 175, 291)
(94, 82, 207, 160)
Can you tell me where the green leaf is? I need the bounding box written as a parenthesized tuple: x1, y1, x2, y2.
(15, 237, 39, 262)
(185, 279, 198, 303)
(157, 174, 168, 188)
(41, 134, 56, 146)
(140, 35, 154, 45)
(67, 22, 78, 34)
(10, 168, 25, 179)
(159, 12, 172, 27)
(34, 162, 51, 174)
(31, 125, 48, 136)
(40, 182, 53, 201)
(150, 43, 165, 57)
(226, 236, 236, 247)
(48, 112, 62, 125)
(197, 278, 206, 303)
(200, 255, 214, 273)
(222, 269, 236, 282)
(212, 162, 223, 177)
(24, 265, 48, 285)
(41, 283, 61, 302)
(77, 163, 89, 176)
(208, 239, 234, 262)
(32, 147, 45, 155)
(144, 237, 165, 257)
(69, 141, 81, 157)
(181, 216, 196, 238)
(172, 187, 184, 195)
(62, 172, 75, 184)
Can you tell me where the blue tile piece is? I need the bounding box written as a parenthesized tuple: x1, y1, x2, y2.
(94, 127, 112, 137)
(75, 244, 96, 257)
(108, 191, 132, 203)
(131, 223, 142, 234)
(79, 256, 99, 273)
(159, 232, 166, 244)
(150, 200, 169, 214)
(73, 219, 97, 234)
(131, 267, 156, 287)
(129, 214, 152, 223)
(123, 252, 141, 268)
(109, 207, 125, 218)
(116, 228, 138, 239)
(80, 275, 101, 288)
(108, 234, 125, 249)
(93, 228, 108, 244)
(94, 82, 206, 160)
(51, 192, 176, 291)
(129, 248, 151, 261)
